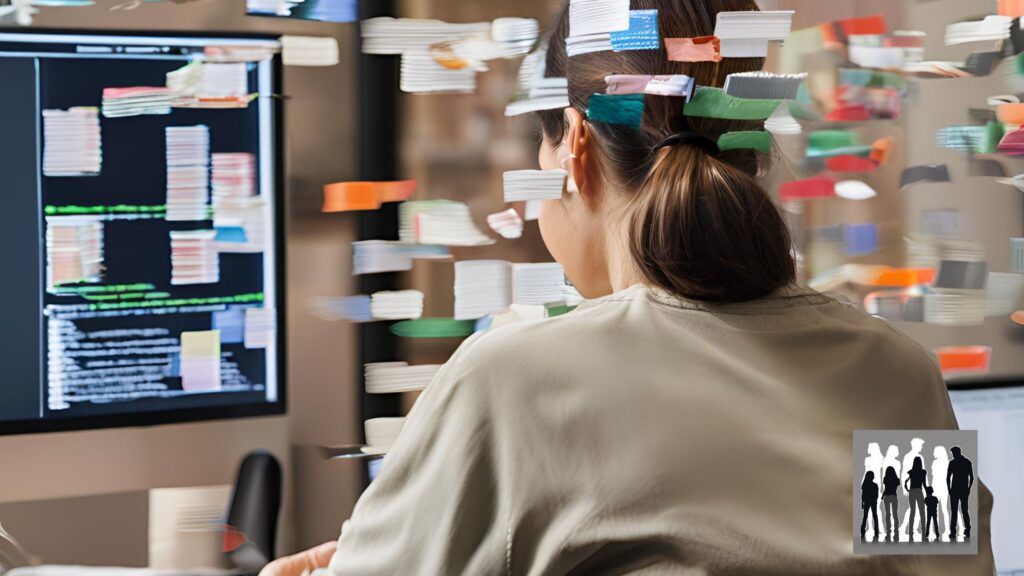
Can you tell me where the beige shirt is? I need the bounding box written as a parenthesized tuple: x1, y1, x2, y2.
(322, 283, 995, 575)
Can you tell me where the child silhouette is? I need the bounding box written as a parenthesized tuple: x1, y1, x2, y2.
(924, 486, 940, 542)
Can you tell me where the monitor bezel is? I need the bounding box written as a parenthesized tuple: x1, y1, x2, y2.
(0, 27, 288, 436)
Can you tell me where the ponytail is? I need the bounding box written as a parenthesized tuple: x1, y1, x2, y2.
(628, 145, 795, 303)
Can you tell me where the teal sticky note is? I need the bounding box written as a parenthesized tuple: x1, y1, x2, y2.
(587, 93, 645, 127)
(684, 87, 781, 120)
(215, 226, 248, 243)
(718, 131, 772, 154)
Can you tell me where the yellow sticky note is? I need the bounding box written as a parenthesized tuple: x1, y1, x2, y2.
(181, 330, 221, 358)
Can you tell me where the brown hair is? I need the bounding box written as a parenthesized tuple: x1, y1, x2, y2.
(538, 0, 796, 303)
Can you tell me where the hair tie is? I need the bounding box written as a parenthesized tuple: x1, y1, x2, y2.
(652, 131, 720, 156)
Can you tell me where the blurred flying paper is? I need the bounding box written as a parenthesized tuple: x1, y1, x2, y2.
(934, 260, 989, 290)
(389, 318, 476, 338)
(685, 87, 780, 120)
(587, 93, 645, 127)
(820, 14, 887, 43)
(506, 47, 570, 115)
(843, 223, 879, 256)
(309, 295, 372, 322)
(779, 176, 836, 202)
(42, 107, 102, 176)
(826, 155, 878, 172)
(713, 10, 794, 58)
(246, 0, 357, 23)
(944, 15, 1012, 45)
(454, 260, 512, 319)
(213, 307, 246, 344)
(848, 45, 904, 69)
(487, 208, 524, 239)
(609, 9, 659, 51)
(352, 241, 451, 275)
(370, 290, 424, 320)
(605, 74, 694, 99)
(524, 200, 542, 221)
(764, 101, 801, 135)
(566, 32, 612, 56)
(989, 94, 1020, 105)
(997, 128, 1024, 155)
(364, 362, 441, 394)
(513, 263, 567, 305)
(665, 36, 721, 62)
(718, 131, 771, 153)
(323, 180, 417, 212)
(936, 125, 987, 152)
(835, 180, 877, 200)
(1013, 310, 1024, 325)
(934, 346, 992, 375)
(723, 72, 806, 100)
(503, 169, 568, 202)
(1013, 238, 1024, 272)
(399, 200, 494, 246)
(1003, 0, 1024, 17)
(101, 87, 173, 118)
(998, 103, 1024, 125)
(900, 164, 950, 189)
(569, 0, 630, 38)
(401, 49, 477, 93)
(961, 51, 1003, 76)
(279, 35, 339, 66)
(873, 268, 936, 287)
(986, 272, 1024, 316)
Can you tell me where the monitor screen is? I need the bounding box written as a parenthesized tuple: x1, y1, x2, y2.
(949, 383, 1024, 572)
(246, 0, 357, 23)
(0, 30, 285, 435)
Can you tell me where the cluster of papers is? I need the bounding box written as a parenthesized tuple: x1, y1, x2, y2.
(398, 200, 494, 246)
(351, 240, 450, 275)
(503, 169, 567, 202)
(212, 153, 265, 252)
(101, 86, 173, 118)
(364, 362, 441, 394)
(370, 290, 424, 320)
(42, 108, 102, 177)
(505, 47, 570, 116)
(453, 260, 569, 320)
(166, 62, 253, 108)
(170, 230, 219, 285)
(45, 216, 104, 291)
(165, 125, 211, 221)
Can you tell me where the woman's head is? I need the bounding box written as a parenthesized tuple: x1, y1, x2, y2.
(885, 467, 898, 483)
(535, 0, 796, 302)
(912, 457, 924, 471)
(863, 471, 875, 486)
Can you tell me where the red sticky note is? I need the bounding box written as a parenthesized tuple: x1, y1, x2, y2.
(779, 176, 836, 202)
(826, 104, 871, 122)
(665, 36, 722, 63)
(826, 155, 879, 173)
(934, 346, 992, 375)
(821, 15, 887, 44)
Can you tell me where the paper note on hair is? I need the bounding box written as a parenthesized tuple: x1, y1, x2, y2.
(322, 180, 416, 212)
(713, 10, 794, 58)
(723, 72, 805, 100)
(587, 93, 645, 127)
(609, 9, 659, 51)
(504, 169, 567, 202)
(718, 131, 771, 154)
(779, 176, 836, 202)
(389, 318, 476, 338)
(664, 36, 721, 62)
(685, 87, 780, 120)
(605, 75, 694, 100)
(900, 164, 950, 188)
(280, 35, 339, 66)
(569, 0, 629, 37)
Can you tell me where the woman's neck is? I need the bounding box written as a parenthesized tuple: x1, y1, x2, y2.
(604, 213, 646, 293)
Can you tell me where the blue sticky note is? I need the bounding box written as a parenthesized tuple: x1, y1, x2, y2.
(843, 223, 878, 256)
(587, 93, 645, 128)
(610, 10, 660, 51)
(215, 226, 248, 243)
(166, 353, 180, 378)
(213, 306, 246, 344)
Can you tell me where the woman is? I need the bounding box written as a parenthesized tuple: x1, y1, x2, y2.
(860, 471, 880, 541)
(882, 466, 901, 542)
(265, 0, 994, 574)
(904, 456, 928, 541)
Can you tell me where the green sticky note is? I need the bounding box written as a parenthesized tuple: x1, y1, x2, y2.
(809, 130, 859, 150)
(1016, 52, 1024, 76)
(545, 304, 577, 317)
(718, 131, 772, 154)
(389, 318, 476, 338)
(587, 93, 645, 127)
(684, 87, 781, 120)
(980, 120, 1004, 155)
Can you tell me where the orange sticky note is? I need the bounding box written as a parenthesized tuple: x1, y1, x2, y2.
(1013, 310, 1024, 326)
(820, 15, 887, 44)
(934, 346, 992, 375)
(873, 268, 935, 287)
(870, 137, 894, 165)
(665, 36, 722, 63)
(1000, 0, 1024, 17)
(997, 103, 1024, 125)
(323, 180, 417, 212)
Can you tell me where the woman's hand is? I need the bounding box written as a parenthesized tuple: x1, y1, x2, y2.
(258, 541, 337, 576)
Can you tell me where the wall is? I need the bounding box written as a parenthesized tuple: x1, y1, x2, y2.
(0, 0, 364, 565)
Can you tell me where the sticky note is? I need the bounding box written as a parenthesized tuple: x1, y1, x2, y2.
(181, 330, 221, 358)
(826, 155, 878, 172)
(323, 180, 417, 212)
(779, 176, 836, 201)
(900, 164, 950, 189)
(809, 130, 858, 150)
(1001, 0, 1024, 17)
(280, 35, 340, 67)
(934, 346, 991, 375)
(718, 131, 772, 154)
(213, 307, 246, 344)
(587, 93, 645, 127)
(610, 10, 659, 51)
(1013, 310, 1024, 325)
(684, 87, 781, 120)
(390, 318, 476, 338)
(873, 268, 936, 287)
(843, 223, 878, 256)
(665, 36, 721, 62)
(870, 137, 894, 165)
(215, 226, 248, 243)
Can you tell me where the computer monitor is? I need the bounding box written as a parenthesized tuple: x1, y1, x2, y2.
(948, 380, 1024, 573)
(0, 30, 285, 435)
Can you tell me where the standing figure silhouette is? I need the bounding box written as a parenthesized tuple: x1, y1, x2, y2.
(947, 446, 974, 540)
(931, 446, 950, 540)
(899, 438, 925, 537)
(860, 471, 880, 540)
(924, 486, 940, 542)
(904, 456, 927, 541)
(863, 443, 884, 535)
(881, 466, 900, 542)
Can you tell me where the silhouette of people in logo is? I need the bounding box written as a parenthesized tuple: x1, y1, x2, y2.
(899, 438, 925, 537)
(860, 471, 880, 540)
(904, 456, 928, 541)
(924, 486, 940, 542)
(947, 445, 974, 540)
(863, 443, 884, 535)
(881, 466, 900, 542)
(930, 446, 950, 540)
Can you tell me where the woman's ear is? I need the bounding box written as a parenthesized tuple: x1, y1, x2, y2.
(564, 107, 592, 199)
